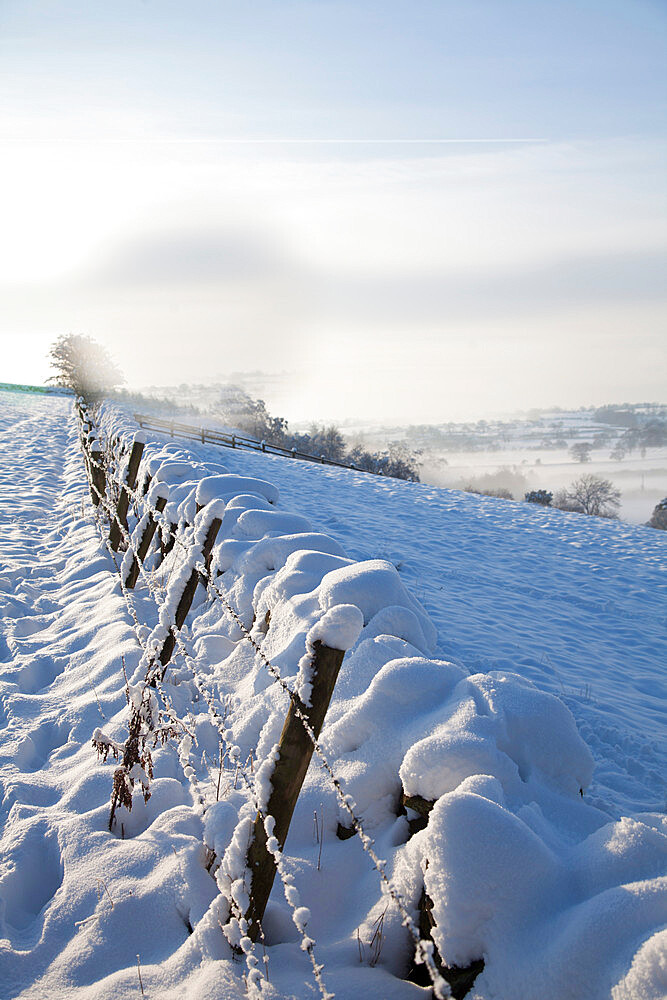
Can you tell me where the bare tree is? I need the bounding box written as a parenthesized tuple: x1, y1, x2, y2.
(554, 474, 621, 518)
(48, 335, 124, 401)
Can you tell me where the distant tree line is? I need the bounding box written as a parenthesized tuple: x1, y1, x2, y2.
(404, 405, 667, 459)
(48, 336, 421, 482)
(593, 405, 666, 428)
(210, 388, 421, 481)
(609, 422, 667, 460)
(464, 473, 623, 520)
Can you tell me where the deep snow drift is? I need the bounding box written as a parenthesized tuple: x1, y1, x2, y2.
(0, 390, 665, 1000)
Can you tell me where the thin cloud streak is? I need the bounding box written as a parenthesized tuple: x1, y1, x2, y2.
(2, 136, 549, 145)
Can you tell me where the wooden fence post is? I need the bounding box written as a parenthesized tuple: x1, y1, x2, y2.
(109, 438, 145, 551)
(159, 521, 178, 562)
(125, 495, 168, 589)
(157, 514, 222, 672)
(244, 641, 345, 941)
(90, 446, 106, 507)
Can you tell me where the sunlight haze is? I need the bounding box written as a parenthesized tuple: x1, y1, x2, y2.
(1, 0, 665, 422)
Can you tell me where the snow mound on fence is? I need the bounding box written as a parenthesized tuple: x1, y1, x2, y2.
(412, 792, 667, 999)
(216, 532, 348, 625)
(316, 652, 667, 1000)
(155, 460, 203, 485)
(254, 549, 354, 610)
(234, 507, 312, 539)
(296, 605, 364, 705)
(400, 669, 594, 801)
(318, 559, 437, 652)
(196, 473, 279, 506)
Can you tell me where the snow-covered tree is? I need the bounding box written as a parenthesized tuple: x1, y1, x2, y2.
(48, 335, 124, 401)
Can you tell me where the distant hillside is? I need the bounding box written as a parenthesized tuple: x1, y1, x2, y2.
(0, 381, 73, 397)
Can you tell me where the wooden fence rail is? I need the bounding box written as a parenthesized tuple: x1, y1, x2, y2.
(133, 413, 386, 476)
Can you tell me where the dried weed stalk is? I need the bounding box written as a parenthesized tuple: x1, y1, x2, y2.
(93, 683, 179, 832)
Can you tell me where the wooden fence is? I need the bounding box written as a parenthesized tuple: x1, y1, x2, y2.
(76, 399, 473, 999)
(134, 412, 387, 476)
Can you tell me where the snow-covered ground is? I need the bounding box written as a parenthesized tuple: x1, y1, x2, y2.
(1, 388, 665, 1000)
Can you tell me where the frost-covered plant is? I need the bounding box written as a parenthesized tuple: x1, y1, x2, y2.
(462, 483, 514, 500)
(92, 683, 179, 831)
(458, 466, 527, 499)
(357, 905, 389, 968)
(211, 385, 421, 480)
(211, 386, 288, 442)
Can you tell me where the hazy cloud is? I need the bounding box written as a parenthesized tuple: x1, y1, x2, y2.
(89, 225, 289, 287)
(313, 249, 667, 329)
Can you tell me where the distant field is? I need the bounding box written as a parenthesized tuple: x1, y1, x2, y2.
(420, 446, 667, 525)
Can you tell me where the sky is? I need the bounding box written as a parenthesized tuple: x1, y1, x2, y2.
(1, 0, 665, 424)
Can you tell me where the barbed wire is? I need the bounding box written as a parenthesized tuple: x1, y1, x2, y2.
(79, 423, 281, 997)
(80, 437, 208, 816)
(78, 412, 334, 1000)
(79, 408, 450, 999)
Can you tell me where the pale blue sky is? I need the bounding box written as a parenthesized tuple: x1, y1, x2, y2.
(1, 0, 665, 421)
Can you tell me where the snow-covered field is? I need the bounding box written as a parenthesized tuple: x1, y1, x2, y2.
(419, 447, 666, 527)
(1, 388, 665, 1000)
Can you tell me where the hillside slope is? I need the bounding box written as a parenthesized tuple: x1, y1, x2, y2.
(132, 407, 666, 817)
(0, 390, 665, 1000)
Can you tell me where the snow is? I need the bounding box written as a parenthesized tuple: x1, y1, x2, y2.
(0, 387, 665, 1000)
(193, 498, 227, 544)
(296, 605, 364, 705)
(399, 669, 595, 802)
(146, 479, 170, 504)
(306, 604, 365, 654)
(414, 796, 667, 1000)
(234, 507, 313, 540)
(196, 474, 279, 507)
(155, 460, 202, 486)
(317, 559, 437, 652)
